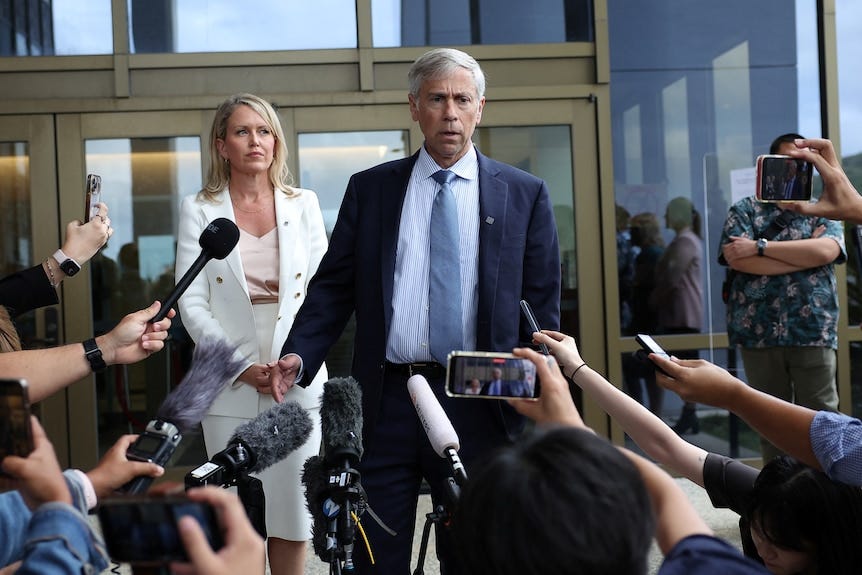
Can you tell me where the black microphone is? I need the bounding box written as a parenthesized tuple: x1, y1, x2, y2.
(185, 400, 313, 488)
(407, 374, 468, 488)
(151, 217, 239, 322)
(303, 377, 364, 572)
(121, 336, 246, 494)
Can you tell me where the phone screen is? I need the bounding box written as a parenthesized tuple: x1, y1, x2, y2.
(756, 155, 813, 202)
(0, 379, 33, 467)
(446, 352, 539, 400)
(98, 496, 223, 565)
(85, 174, 102, 222)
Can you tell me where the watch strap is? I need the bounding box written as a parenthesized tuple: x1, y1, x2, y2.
(83, 338, 107, 373)
(53, 249, 79, 268)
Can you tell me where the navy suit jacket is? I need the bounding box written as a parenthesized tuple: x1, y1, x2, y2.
(282, 148, 561, 445)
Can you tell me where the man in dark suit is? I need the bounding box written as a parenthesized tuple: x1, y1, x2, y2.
(269, 48, 560, 573)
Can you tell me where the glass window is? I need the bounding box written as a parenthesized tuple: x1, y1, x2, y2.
(1, 0, 114, 56)
(0, 141, 47, 346)
(85, 136, 202, 460)
(474, 125, 578, 336)
(609, 0, 821, 338)
(128, 0, 357, 54)
(297, 130, 409, 376)
(372, 0, 594, 47)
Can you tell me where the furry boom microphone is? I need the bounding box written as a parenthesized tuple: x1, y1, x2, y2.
(121, 336, 246, 494)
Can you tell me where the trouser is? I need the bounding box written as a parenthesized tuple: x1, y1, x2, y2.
(740, 346, 838, 463)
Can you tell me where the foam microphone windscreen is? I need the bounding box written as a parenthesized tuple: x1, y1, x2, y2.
(156, 336, 246, 433)
(407, 374, 460, 456)
(229, 400, 313, 474)
(302, 454, 330, 560)
(320, 377, 363, 467)
(200, 217, 240, 259)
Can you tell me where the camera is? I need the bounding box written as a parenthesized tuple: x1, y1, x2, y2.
(97, 494, 223, 565)
(756, 154, 813, 202)
(446, 351, 540, 400)
(120, 419, 182, 494)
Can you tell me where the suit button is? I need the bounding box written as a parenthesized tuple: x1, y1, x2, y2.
(295, 272, 302, 279)
(294, 292, 301, 299)
(216, 277, 223, 284)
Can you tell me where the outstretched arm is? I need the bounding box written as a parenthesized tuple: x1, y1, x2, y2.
(532, 330, 709, 486)
(0, 301, 173, 403)
(651, 354, 819, 470)
(785, 138, 862, 223)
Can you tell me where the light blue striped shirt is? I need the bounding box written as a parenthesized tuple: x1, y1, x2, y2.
(386, 145, 480, 363)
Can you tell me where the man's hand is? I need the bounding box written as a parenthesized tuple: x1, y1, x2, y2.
(268, 354, 301, 403)
(170, 487, 266, 575)
(785, 138, 862, 222)
(86, 434, 164, 499)
(1, 416, 71, 509)
(238, 364, 273, 395)
(62, 202, 112, 264)
(96, 301, 175, 366)
(721, 235, 756, 264)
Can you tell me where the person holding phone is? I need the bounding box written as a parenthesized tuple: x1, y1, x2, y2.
(721, 132, 846, 463)
(454, 344, 771, 575)
(175, 93, 327, 575)
(524, 330, 862, 575)
(0, 203, 112, 319)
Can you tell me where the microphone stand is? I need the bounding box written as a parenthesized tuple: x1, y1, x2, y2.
(413, 476, 460, 575)
(323, 460, 363, 575)
(236, 471, 267, 538)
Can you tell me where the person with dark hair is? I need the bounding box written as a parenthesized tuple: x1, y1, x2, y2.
(269, 47, 560, 573)
(650, 196, 704, 434)
(458, 343, 770, 575)
(533, 329, 862, 574)
(720, 133, 846, 463)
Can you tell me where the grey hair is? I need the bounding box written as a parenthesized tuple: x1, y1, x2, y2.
(408, 48, 486, 99)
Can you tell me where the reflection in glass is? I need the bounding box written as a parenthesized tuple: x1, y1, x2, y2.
(371, 0, 593, 47)
(128, 0, 356, 53)
(85, 137, 203, 461)
(297, 130, 409, 377)
(0, 143, 46, 347)
(609, 0, 821, 337)
(475, 125, 577, 336)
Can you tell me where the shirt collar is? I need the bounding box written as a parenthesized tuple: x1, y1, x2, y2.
(416, 144, 479, 183)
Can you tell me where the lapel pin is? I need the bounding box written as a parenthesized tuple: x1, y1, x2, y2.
(485, 216, 495, 225)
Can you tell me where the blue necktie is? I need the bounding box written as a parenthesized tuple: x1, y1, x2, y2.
(429, 169, 463, 364)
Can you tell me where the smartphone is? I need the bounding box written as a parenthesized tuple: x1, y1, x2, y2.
(634, 334, 671, 376)
(0, 379, 34, 472)
(85, 173, 102, 222)
(98, 495, 223, 566)
(446, 351, 540, 400)
(755, 154, 813, 202)
(519, 299, 549, 355)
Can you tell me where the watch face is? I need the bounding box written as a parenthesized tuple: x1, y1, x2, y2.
(59, 259, 81, 276)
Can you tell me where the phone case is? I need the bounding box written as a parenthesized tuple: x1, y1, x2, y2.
(85, 174, 102, 222)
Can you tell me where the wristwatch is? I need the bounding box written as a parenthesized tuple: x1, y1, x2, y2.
(756, 238, 768, 256)
(53, 249, 81, 277)
(83, 338, 107, 373)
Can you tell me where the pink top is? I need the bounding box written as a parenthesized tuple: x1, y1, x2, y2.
(239, 227, 279, 304)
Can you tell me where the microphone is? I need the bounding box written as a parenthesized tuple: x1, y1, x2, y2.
(121, 336, 246, 494)
(185, 400, 312, 488)
(151, 217, 239, 322)
(407, 374, 468, 487)
(303, 377, 365, 571)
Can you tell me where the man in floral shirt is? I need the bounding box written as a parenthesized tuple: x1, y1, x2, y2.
(720, 133, 846, 463)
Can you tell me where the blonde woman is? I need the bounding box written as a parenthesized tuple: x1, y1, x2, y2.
(175, 93, 327, 575)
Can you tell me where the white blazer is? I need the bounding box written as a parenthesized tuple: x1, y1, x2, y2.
(175, 187, 328, 418)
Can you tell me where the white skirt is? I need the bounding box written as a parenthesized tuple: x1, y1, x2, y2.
(201, 302, 322, 541)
